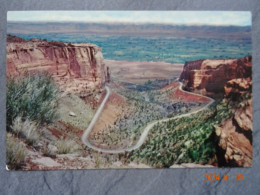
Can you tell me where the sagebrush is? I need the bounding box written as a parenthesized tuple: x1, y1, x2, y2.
(7, 73, 59, 129)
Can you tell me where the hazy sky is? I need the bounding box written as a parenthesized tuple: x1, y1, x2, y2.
(7, 11, 251, 26)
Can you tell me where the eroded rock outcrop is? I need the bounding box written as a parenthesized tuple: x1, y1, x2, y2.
(215, 100, 252, 167)
(215, 75, 252, 167)
(224, 78, 252, 98)
(6, 35, 108, 95)
(180, 56, 252, 167)
(180, 56, 252, 97)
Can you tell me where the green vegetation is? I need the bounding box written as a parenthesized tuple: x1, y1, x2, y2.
(128, 99, 235, 168)
(7, 73, 59, 129)
(16, 33, 252, 64)
(136, 79, 174, 91)
(6, 73, 60, 169)
(6, 133, 27, 169)
(89, 83, 202, 149)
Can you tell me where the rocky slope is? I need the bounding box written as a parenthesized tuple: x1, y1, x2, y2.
(6, 35, 108, 95)
(215, 77, 252, 167)
(180, 56, 252, 167)
(180, 56, 252, 97)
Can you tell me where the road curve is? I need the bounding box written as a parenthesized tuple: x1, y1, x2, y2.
(82, 82, 215, 154)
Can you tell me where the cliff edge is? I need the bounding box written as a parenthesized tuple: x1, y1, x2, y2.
(180, 56, 252, 97)
(179, 56, 252, 167)
(6, 35, 108, 95)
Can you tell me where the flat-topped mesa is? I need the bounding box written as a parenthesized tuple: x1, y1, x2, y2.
(180, 56, 252, 97)
(6, 35, 107, 93)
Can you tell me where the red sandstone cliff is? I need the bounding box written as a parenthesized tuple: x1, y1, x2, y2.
(180, 56, 252, 97)
(6, 35, 107, 95)
(215, 76, 252, 167)
(180, 56, 252, 167)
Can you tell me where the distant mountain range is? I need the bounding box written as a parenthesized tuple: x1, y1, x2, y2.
(7, 22, 251, 40)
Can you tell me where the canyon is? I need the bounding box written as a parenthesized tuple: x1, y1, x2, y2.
(6, 34, 252, 169)
(180, 56, 252, 167)
(6, 35, 109, 96)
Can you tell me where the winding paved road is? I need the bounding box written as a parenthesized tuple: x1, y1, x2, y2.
(82, 82, 215, 154)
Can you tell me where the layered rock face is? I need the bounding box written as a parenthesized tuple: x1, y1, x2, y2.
(224, 78, 252, 98)
(180, 56, 252, 97)
(180, 56, 252, 167)
(215, 100, 252, 167)
(6, 35, 107, 94)
(215, 77, 252, 167)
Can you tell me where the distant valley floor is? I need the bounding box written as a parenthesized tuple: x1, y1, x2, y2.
(105, 59, 183, 84)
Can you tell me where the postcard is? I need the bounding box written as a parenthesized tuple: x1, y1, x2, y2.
(6, 11, 252, 170)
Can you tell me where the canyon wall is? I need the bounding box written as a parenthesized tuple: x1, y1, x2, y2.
(180, 56, 252, 167)
(180, 56, 252, 97)
(215, 79, 252, 167)
(6, 35, 107, 94)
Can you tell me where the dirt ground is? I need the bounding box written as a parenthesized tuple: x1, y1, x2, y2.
(105, 59, 183, 84)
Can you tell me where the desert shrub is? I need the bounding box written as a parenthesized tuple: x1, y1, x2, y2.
(11, 117, 40, 146)
(43, 144, 57, 158)
(128, 107, 218, 167)
(7, 73, 59, 129)
(128, 96, 246, 167)
(6, 133, 27, 169)
(56, 138, 78, 154)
